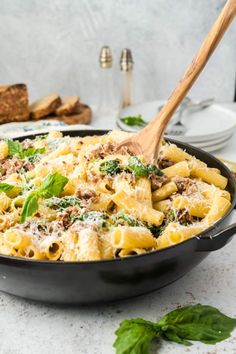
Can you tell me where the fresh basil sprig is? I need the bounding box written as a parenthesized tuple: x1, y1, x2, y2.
(120, 114, 147, 127)
(7, 140, 45, 161)
(113, 304, 236, 354)
(21, 173, 68, 223)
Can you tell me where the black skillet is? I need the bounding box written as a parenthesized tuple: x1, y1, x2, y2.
(0, 129, 235, 304)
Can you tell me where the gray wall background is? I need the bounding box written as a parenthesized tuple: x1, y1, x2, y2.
(0, 0, 235, 105)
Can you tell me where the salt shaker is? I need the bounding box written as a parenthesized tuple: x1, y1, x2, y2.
(97, 46, 117, 117)
(120, 48, 134, 108)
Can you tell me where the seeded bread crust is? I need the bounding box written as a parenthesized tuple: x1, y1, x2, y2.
(0, 84, 29, 123)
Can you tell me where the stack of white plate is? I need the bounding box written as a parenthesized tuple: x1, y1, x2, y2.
(118, 100, 236, 153)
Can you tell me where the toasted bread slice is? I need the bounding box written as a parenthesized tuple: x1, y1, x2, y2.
(56, 96, 80, 116)
(30, 94, 61, 120)
(48, 103, 92, 125)
(0, 83, 29, 123)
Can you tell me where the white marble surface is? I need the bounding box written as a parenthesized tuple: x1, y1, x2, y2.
(0, 0, 235, 105)
(0, 104, 235, 354)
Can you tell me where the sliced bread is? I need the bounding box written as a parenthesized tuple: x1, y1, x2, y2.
(56, 96, 80, 116)
(30, 93, 61, 120)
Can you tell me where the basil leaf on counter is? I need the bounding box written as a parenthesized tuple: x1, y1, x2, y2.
(38, 173, 68, 199)
(21, 192, 39, 223)
(113, 318, 157, 354)
(114, 305, 236, 354)
(120, 114, 147, 127)
(156, 304, 236, 345)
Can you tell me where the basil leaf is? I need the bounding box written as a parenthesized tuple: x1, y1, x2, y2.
(38, 173, 69, 199)
(156, 304, 236, 345)
(99, 160, 122, 176)
(113, 318, 157, 354)
(0, 183, 15, 192)
(7, 140, 24, 159)
(21, 192, 39, 223)
(120, 115, 147, 127)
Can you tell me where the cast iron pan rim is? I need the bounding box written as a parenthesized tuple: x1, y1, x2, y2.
(0, 129, 235, 266)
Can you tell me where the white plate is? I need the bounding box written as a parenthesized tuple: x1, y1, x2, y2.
(190, 133, 234, 148)
(199, 139, 231, 153)
(118, 100, 236, 143)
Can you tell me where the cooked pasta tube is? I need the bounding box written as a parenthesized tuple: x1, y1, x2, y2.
(17, 245, 46, 260)
(152, 181, 177, 202)
(172, 195, 210, 218)
(40, 237, 63, 260)
(157, 222, 205, 249)
(112, 191, 164, 225)
(153, 199, 171, 214)
(200, 184, 231, 201)
(118, 248, 146, 257)
(162, 161, 190, 178)
(135, 178, 152, 206)
(0, 193, 11, 212)
(4, 229, 31, 249)
(112, 226, 156, 249)
(160, 144, 191, 162)
(203, 196, 231, 225)
(78, 229, 101, 261)
(191, 167, 227, 189)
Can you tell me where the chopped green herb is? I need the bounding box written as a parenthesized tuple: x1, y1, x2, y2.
(114, 304, 236, 354)
(112, 212, 144, 227)
(100, 160, 122, 176)
(169, 209, 175, 222)
(45, 196, 82, 210)
(126, 157, 163, 177)
(73, 211, 109, 228)
(24, 147, 45, 162)
(148, 225, 164, 237)
(120, 114, 147, 127)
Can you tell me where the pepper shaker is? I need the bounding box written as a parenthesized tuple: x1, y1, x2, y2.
(120, 48, 134, 108)
(97, 46, 117, 117)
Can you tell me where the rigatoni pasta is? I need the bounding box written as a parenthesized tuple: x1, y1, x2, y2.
(0, 130, 231, 261)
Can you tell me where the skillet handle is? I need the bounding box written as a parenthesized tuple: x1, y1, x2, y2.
(196, 223, 236, 252)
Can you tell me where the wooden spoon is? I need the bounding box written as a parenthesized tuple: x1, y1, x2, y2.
(119, 0, 236, 163)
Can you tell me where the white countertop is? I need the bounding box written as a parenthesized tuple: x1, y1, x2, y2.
(0, 103, 236, 354)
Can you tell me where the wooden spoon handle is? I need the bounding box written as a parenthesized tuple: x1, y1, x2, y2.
(147, 0, 236, 146)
